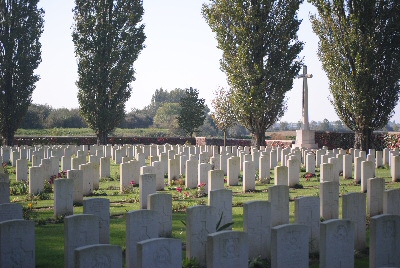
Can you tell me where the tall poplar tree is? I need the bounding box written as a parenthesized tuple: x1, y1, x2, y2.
(211, 87, 236, 146)
(0, 0, 44, 145)
(203, 0, 303, 147)
(310, 0, 400, 151)
(177, 87, 206, 138)
(72, 0, 145, 145)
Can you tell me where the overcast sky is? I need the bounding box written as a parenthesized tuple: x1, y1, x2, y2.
(33, 0, 400, 124)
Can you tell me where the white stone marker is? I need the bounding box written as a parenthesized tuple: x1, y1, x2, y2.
(320, 219, 354, 268)
(151, 161, 165, 190)
(209, 189, 232, 230)
(320, 163, 334, 183)
(259, 154, 271, 182)
(148, 193, 172, 237)
(186, 205, 217, 267)
(54, 178, 74, 218)
(375, 151, 383, 168)
(243, 161, 256, 191)
(83, 198, 110, 244)
(99, 157, 110, 178)
(361, 160, 374, 192)
(120, 160, 140, 192)
(227, 156, 240, 186)
(243, 200, 271, 260)
(137, 238, 182, 268)
(16, 158, 28, 181)
(287, 158, 300, 187)
(206, 231, 248, 268)
(342, 192, 366, 251)
(274, 166, 288, 186)
(369, 214, 400, 268)
(198, 163, 212, 193)
(29, 166, 44, 195)
(67, 169, 83, 204)
(139, 173, 156, 209)
(74, 244, 122, 268)
(269, 185, 289, 227)
(270, 150, 277, 169)
(320, 181, 339, 220)
(208, 170, 224, 196)
(354, 156, 365, 183)
(271, 224, 310, 268)
(126, 209, 159, 268)
(0, 219, 35, 268)
(343, 154, 353, 179)
(383, 188, 400, 216)
(392, 155, 400, 182)
(0, 203, 23, 222)
(306, 153, 315, 174)
(185, 158, 198, 189)
(367, 177, 385, 217)
(168, 157, 180, 184)
(294, 196, 320, 253)
(64, 214, 99, 268)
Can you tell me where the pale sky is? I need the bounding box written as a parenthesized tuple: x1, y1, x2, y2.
(33, 0, 400, 123)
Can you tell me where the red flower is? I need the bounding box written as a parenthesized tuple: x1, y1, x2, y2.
(130, 180, 135, 186)
(176, 187, 182, 193)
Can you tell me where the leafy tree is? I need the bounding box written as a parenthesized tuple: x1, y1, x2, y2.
(20, 104, 51, 129)
(45, 108, 87, 128)
(279, 121, 289, 131)
(0, 0, 44, 145)
(177, 87, 206, 138)
(203, 0, 303, 147)
(121, 108, 153, 128)
(319, 118, 331, 131)
(310, 0, 400, 150)
(146, 88, 186, 118)
(153, 102, 181, 130)
(72, 0, 145, 145)
(211, 87, 236, 146)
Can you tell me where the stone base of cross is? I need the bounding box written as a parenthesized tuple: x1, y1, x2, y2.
(292, 129, 318, 149)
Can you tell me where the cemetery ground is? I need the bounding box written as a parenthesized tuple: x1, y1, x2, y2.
(5, 159, 400, 267)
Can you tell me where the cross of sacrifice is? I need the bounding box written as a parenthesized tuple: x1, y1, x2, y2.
(298, 65, 313, 130)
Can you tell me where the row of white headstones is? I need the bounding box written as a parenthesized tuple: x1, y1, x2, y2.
(0, 144, 399, 267)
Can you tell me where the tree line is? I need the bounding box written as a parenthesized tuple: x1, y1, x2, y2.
(1, 0, 399, 150)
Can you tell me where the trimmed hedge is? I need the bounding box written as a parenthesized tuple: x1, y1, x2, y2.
(12, 132, 400, 150)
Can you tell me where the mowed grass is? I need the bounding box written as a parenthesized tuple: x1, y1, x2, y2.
(5, 159, 400, 267)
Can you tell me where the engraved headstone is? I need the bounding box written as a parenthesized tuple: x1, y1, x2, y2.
(369, 214, 400, 268)
(74, 244, 122, 268)
(148, 193, 172, 237)
(320, 219, 354, 268)
(206, 231, 248, 268)
(126, 210, 159, 268)
(83, 198, 110, 244)
(271, 224, 310, 268)
(243, 201, 271, 260)
(137, 238, 182, 268)
(64, 214, 99, 268)
(0, 219, 35, 268)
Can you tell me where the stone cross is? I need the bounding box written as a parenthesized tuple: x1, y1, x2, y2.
(298, 65, 313, 130)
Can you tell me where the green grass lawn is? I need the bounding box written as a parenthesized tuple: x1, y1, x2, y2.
(5, 160, 400, 267)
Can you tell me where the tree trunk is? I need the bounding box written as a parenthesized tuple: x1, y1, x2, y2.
(4, 129, 14, 146)
(223, 130, 227, 147)
(97, 131, 108, 145)
(252, 130, 266, 148)
(354, 128, 373, 152)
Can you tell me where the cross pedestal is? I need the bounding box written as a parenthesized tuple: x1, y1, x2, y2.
(293, 129, 318, 149)
(293, 65, 318, 149)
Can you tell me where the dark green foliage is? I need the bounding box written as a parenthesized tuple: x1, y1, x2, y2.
(72, 0, 146, 145)
(177, 87, 206, 137)
(310, 0, 400, 151)
(0, 0, 44, 145)
(202, 0, 303, 147)
(20, 104, 52, 129)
